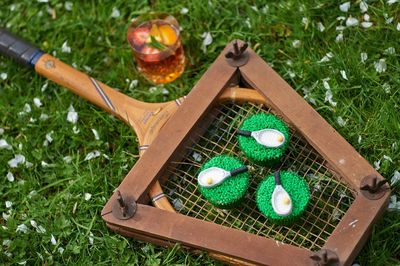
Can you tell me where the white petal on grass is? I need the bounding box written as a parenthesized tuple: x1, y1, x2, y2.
(384, 47, 395, 55)
(23, 103, 32, 113)
(292, 40, 301, 48)
(84, 193, 92, 201)
(337, 116, 346, 127)
(64, 1, 73, 11)
(6, 201, 12, 208)
(360, 52, 368, 63)
(63, 156, 72, 163)
(336, 25, 346, 31)
(388, 0, 399, 5)
(1, 72, 7, 80)
(16, 224, 28, 233)
(346, 17, 359, 27)
(374, 59, 387, 73)
(91, 129, 100, 140)
(180, 7, 189, 14)
(301, 17, 309, 27)
(359, 1, 368, 13)
(391, 171, 400, 186)
(323, 79, 337, 107)
(358, 135, 362, 144)
(261, 4, 269, 13)
(0, 128, 4, 135)
(383, 83, 391, 94)
(58, 247, 65, 254)
(361, 22, 373, 28)
(84, 150, 101, 161)
(25, 161, 33, 168)
(128, 79, 138, 89)
(41, 82, 48, 92)
(67, 105, 78, 124)
(49, 235, 56, 246)
(363, 14, 370, 21)
(111, 7, 120, 18)
(31, 220, 46, 233)
(33, 97, 42, 108)
(317, 22, 325, 32)
(83, 65, 92, 72)
(3, 239, 11, 247)
(89, 232, 94, 245)
(374, 160, 381, 170)
(201, 32, 213, 53)
(61, 41, 71, 53)
(335, 33, 344, 42)
(336, 16, 346, 21)
(0, 139, 12, 150)
(8, 154, 26, 168)
(3, 212, 10, 220)
(245, 18, 251, 28)
(339, 2, 350, 12)
(37, 0, 49, 2)
(319, 52, 334, 63)
(44, 131, 54, 147)
(340, 70, 348, 80)
(383, 155, 393, 163)
(385, 17, 394, 24)
(41, 161, 51, 167)
(6, 172, 14, 182)
(397, 23, 400, 31)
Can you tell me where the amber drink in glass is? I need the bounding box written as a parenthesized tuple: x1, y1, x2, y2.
(127, 13, 185, 84)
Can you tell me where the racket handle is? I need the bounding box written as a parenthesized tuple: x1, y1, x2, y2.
(274, 171, 282, 186)
(236, 129, 252, 136)
(230, 166, 248, 176)
(0, 28, 44, 67)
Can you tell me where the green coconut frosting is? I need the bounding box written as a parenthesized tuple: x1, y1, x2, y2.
(256, 171, 310, 224)
(198, 156, 249, 209)
(237, 113, 290, 166)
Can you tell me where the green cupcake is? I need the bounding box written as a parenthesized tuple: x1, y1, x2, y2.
(237, 113, 290, 166)
(197, 156, 249, 209)
(256, 171, 310, 224)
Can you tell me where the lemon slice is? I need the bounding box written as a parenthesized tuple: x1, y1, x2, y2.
(159, 24, 178, 45)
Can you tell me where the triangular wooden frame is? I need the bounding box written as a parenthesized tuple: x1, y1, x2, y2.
(102, 41, 390, 265)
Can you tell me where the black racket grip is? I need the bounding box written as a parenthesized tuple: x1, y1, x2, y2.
(0, 28, 43, 67)
(230, 166, 248, 176)
(274, 171, 281, 185)
(236, 129, 252, 136)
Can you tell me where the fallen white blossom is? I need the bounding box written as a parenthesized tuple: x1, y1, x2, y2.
(319, 52, 334, 63)
(33, 97, 42, 108)
(84, 193, 92, 201)
(91, 129, 100, 140)
(8, 154, 26, 168)
(61, 41, 71, 53)
(397, 23, 400, 31)
(374, 160, 381, 170)
(391, 171, 400, 186)
(361, 22, 373, 28)
(192, 152, 202, 162)
(84, 150, 101, 161)
(339, 2, 350, 12)
(336, 33, 344, 42)
(5, 201, 12, 208)
(374, 59, 387, 73)
(346, 17, 359, 27)
(388, 0, 399, 5)
(201, 32, 213, 53)
(292, 40, 301, 48)
(360, 52, 368, 63)
(30, 220, 46, 233)
(385, 17, 394, 24)
(180, 7, 189, 14)
(0, 128, 4, 135)
(64, 1, 73, 11)
(363, 14, 370, 21)
(111, 7, 120, 18)
(383, 83, 391, 94)
(16, 224, 28, 233)
(340, 70, 348, 80)
(67, 105, 78, 124)
(6, 172, 14, 182)
(58, 247, 65, 254)
(317, 22, 325, 32)
(384, 47, 395, 55)
(358, 135, 362, 144)
(388, 195, 400, 211)
(359, 1, 368, 13)
(1, 72, 7, 80)
(63, 156, 72, 163)
(51, 235, 57, 245)
(383, 155, 393, 163)
(337, 116, 346, 127)
(0, 139, 12, 150)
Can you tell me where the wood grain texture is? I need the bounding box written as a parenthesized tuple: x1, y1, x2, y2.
(103, 204, 313, 266)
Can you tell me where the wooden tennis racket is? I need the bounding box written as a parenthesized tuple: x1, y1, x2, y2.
(0, 28, 263, 213)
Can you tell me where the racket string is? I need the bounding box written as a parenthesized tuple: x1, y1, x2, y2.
(162, 102, 354, 251)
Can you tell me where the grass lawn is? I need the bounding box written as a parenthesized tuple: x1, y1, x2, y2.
(1, 0, 399, 265)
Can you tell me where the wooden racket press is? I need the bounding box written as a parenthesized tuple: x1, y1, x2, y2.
(102, 40, 390, 266)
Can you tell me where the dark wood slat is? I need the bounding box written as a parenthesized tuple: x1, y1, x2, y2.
(103, 204, 313, 266)
(239, 48, 380, 189)
(323, 194, 390, 265)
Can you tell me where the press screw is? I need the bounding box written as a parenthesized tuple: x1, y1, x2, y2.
(112, 190, 136, 220)
(360, 176, 388, 193)
(310, 249, 339, 266)
(225, 40, 249, 67)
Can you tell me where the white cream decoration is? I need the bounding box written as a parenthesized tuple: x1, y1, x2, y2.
(271, 172, 293, 216)
(237, 129, 285, 148)
(198, 166, 248, 188)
